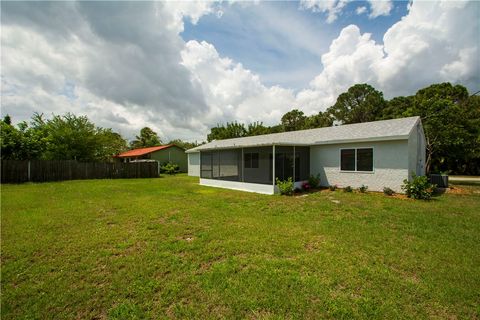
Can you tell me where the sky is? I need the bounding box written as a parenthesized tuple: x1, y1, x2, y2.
(1, 1, 479, 143)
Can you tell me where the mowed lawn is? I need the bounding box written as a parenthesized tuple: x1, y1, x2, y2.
(1, 175, 479, 319)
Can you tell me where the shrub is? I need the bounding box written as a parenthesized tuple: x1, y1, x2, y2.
(358, 185, 368, 193)
(402, 173, 436, 200)
(383, 187, 395, 196)
(160, 162, 179, 175)
(344, 186, 353, 192)
(301, 181, 311, 191)
(276, 177, 294, 196)
(307, 174, 321, 188)
(328, 185, 337, 191)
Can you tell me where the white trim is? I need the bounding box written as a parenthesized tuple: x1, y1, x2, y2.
(339, 147, 375, 173)
(200, 178, 275, 195)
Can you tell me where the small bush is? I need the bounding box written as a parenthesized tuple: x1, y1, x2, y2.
(328, 185, 337, 191)
(307, 174, 321, 188)
(344, 186, 353, 192)
(276, 177, 294, 196)
(358, 185, 368, 193)
(301, 181, 311, 191)
(383, 187, 395, 196)
(402, 173, 436, 200)
(160, 162, 179, 175)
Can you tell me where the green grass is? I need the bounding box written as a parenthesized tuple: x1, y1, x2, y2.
(1, 175, 479, 319)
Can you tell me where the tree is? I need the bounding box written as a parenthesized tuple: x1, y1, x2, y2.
(130, 127, 161, 149)
(0, 116, 22, 159)
(247, 122, 271, 136)
(328, 84, 386, 124)
(281, 109, 306, 131)
(168, 139, 199, 150)
(303, 111, 333, 129)
(96, 129, 128, 160)
(381, 96, 414, 120)
(207, 122, 247, 142)
(404, 83, 471, 173)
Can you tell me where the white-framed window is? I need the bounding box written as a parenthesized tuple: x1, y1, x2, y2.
(340, 148, 374, 172)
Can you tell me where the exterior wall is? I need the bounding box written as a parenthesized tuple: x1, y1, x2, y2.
(150, 146, 188, 172)
(188, 152, 200, 177)
(310, 140, 409, 192)
(200, 178, 275, 195)
(408, 121, 426, 177)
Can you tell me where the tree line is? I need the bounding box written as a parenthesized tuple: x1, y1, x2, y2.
(206, 83, 480, 175)
(0, 113, 198, 162)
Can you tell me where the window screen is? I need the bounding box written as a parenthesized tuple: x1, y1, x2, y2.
(356, 148, 373, 171)
(340, 149, 355, 171)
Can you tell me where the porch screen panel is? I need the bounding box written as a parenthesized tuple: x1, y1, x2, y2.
(243, 147, 273, 185)
(295, 146, 310, 181)
(200, 152, 213, 178)
(218, 149, 241, 181)
(275, 146, 294, 182)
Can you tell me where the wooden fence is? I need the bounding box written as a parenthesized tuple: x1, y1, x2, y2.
(1, 160, 159, 183)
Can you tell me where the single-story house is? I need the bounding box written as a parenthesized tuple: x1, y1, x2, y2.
(186, 116, 426, 194)
(115, 144, 188, 172)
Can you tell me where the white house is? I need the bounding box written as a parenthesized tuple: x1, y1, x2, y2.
(186, 116, 426, 194)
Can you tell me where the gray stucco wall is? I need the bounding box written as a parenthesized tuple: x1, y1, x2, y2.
(310, 140, 409, 192)
(188, 152, 200, 177)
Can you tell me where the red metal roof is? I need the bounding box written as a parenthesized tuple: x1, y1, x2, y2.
(115, 144, 175, 158)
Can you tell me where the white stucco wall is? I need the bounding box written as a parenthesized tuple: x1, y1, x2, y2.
(187, 152, 200, 177)
(310, 140, 409, 192)
(200, 178, 275, 194)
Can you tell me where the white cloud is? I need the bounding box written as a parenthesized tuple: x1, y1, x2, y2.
(368, 0, 393, 18)
(356, 6, 367, 15)
(299, 0, 350, 23)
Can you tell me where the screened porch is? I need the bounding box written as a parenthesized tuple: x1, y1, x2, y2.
(200, 146, 310, 185)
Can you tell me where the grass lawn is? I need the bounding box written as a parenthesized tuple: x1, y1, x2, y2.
(1, 175, 480, 319)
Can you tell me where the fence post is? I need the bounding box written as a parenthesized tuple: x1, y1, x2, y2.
(28, 160, 31, 182)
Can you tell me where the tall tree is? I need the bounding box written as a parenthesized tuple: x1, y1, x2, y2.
(303, 111, 334, 129)
(328, 84, 386, 124)
(247, 122, 271, 136)
(207, 122, 247, 142)
(405, 83, 471, 173)
(130, 127, 161, 149)
(168, 139, 199, 150)
(281, 109, 306, 131)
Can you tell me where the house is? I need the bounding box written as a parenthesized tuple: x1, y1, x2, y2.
(115, 145, 188, 172)
(186, 116, 426, 194)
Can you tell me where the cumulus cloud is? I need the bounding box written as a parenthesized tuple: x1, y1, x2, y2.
(356, 6, 367, 15)
(1, 2, 213, 140)
(299, 0, 350, 23)
(368, 0, 393, 18)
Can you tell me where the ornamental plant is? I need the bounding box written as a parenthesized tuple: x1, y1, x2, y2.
(358, 185, 368, 193)
(307, 174, 321, 188)
(276, 177, 294, 196)
(160, 162, 179, 175)
(402, 173, 436, 200)
(383, 187, 395, 196)
(328, 185, 337, 191)
(302, 181, 311, 191)
(344, 186, 353, 192)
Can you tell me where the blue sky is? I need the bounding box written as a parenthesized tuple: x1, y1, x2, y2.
(182, 1, 409, 89)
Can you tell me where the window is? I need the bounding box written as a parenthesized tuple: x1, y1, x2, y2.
(244, 153, 259, 168)
(357, 148, 373, 171)
(340, 148, 373, 172)
(340, 149, 355, 171)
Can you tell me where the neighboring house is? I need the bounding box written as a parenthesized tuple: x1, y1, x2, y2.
(115, 145, 188, 172)
(186, 116, 426, 194)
